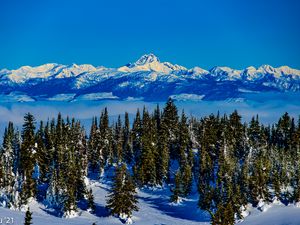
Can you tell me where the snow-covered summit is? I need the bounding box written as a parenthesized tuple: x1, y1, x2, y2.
(0, 55, 300, 102)
(135, 53, 160, 65)
(240, 65, 300, 80)
(210, 66, 242, 80)
(3, 63, 98, 83)
(118, 53, 187, 73)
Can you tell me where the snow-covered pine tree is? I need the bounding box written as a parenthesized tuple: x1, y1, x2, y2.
(161, 98, 179, 160)
(178, 111, 193, 196)
(113, 115, 123, 164)
(131, 109, 142, 182)
(123, 112, 133, 164)
(88, 117, 100, 174)
(62, 145, 78, 218)
(87, 188, 96, 213)
(99, 107, 112, 167)
(72, 120, 88, 201)
(170, 170, 183, 203)
(181, 163, 193, 197)
(35, 121, 51, 186)
(24, 207, 33, 225)
(136, 108, 157, 185)
(106, 164, 138, 222)
(19, 113, 37, 205)
(1, 123, 15, 203)
(227, 110, 246, 160)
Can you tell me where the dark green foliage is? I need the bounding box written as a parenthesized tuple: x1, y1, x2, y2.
(24, 208, 33, 225)
(170, 170, 183, 203)
(132, 109, 142, 164)
(211, 203, 235, 225)
(136, 108, 157, 185)
(106, 164, 139, 218)
(161, 98, 179, 160)
(123, 112, 132, 164)
(87, 188, 96, 213)
(99, 108, 112, 167)
(113, 115, 123, 164)
(88, 117, 100, 173)
(20, 113, 37, 205)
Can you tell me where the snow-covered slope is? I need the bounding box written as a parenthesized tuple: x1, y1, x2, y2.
(118, 53, 187, 73)
(1, 178, 299, 225)
(1, 54, 300, 102)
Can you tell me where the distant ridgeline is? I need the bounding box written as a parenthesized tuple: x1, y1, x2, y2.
(0, 54, 300, 102)
(0, 98, 300, 224)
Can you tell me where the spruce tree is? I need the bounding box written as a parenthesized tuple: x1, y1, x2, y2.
(20, 113, 37, 205)
(24, 208, 33, 225)
(99, 108, 112, 167)
(1, 122, 16, 202)
(136, 108, 157, 185)
(35, 121, 50, 185)
(161, 98, 179, 160)
(88, 117, 99, 174)
(170, 170, 183, 203)
(181, 163, 193, 196)
(123, 112, 132, 164)
(113, 115, 123, 164)
(132, 109, 142, 164)
(106, 164, 138, 219)
(87, 188, 96, 213)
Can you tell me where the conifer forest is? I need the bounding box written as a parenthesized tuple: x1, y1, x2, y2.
(0, 98, 300, 225)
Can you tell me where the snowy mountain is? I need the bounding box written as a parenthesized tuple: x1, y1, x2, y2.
(1, 54, 300, 102)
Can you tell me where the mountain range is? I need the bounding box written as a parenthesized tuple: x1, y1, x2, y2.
(1, 54, 300, 102)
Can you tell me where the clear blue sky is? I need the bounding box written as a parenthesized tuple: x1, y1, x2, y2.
(0, 0, 299, 70)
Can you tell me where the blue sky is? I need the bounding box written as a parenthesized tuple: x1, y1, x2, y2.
(0, 0, 299, 70)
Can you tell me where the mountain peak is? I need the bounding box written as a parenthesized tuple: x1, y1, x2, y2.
(259, 64, 275, 73)
(135, 53, 160, 65)
(118, 53, 186, 73)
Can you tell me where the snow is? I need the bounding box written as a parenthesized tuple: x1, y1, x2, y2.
(3, 63, 97, 84)
(74, 92, 119, 101)
(0, 55, 300, 102)
(63, 210, 78, 219)
(257, 199, 271, 212)
(210, 66, 242, 80)
(118, 53, 187, 73)
(0, 177, 210, 225)
(0, 92, 35, 102)
(170, 94, 205, 101)
(240, 204, 300, 225)
(47, 94, 76, 101)
(1, 178, 300, 225)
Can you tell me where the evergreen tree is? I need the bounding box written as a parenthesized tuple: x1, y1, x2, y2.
(161, 98, 179, 160)
(35, 121, 50, 185)
(170, 170, 183, 203)
(99, 108, 112, 167)
(181, 163, 193, 196)
(113, 115, 123, 164)
(106, 164, 138, 219)
(87, 188, 96, 213)
(88, 117, 99, 173)
(24, 208, 33, 225)
(132, 109, 142, 164)
(136, 108, 157, 185)
(123, 112, 132, 164)
(19, 113, 37, 205)
(227, 110, 246, 159)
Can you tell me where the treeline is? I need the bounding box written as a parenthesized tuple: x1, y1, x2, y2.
(0, 99, 300, 225)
